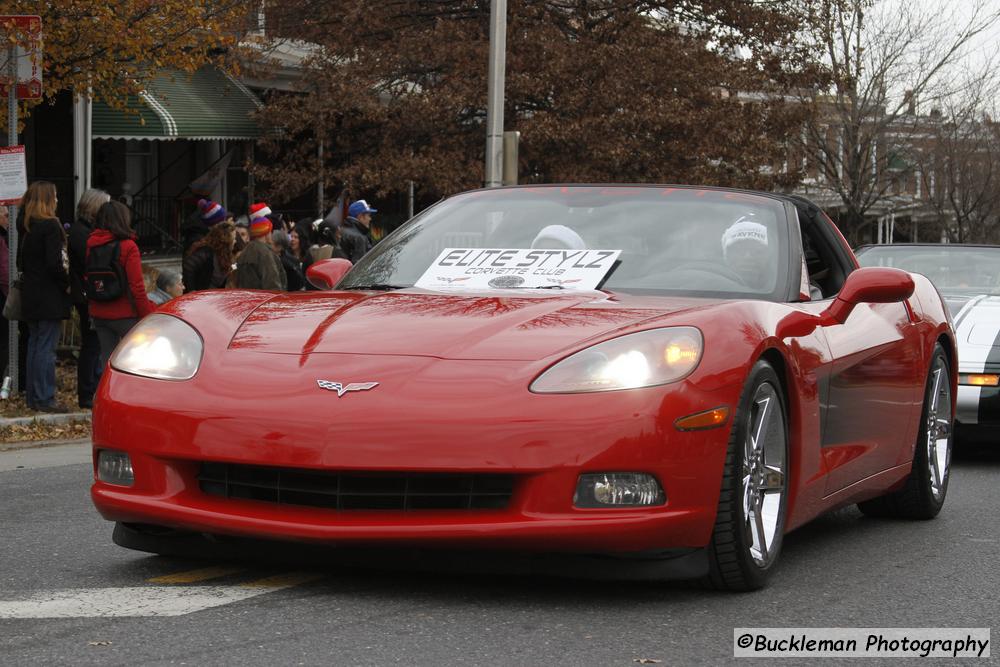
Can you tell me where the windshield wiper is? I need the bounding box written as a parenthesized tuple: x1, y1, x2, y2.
(342, 283, 409, 291)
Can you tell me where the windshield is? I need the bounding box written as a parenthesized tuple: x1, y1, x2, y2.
(341, 187, 790, 298)
(856, 246, 1000, 294)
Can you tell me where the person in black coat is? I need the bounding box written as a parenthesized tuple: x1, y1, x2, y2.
(18, 181, 71, 413)
(67, 188, 110, 408)
(340, 200, 377, 263)
(182, 222, 235, 292)
(272, 230, 305, 291)
(291, 218, 316, 273)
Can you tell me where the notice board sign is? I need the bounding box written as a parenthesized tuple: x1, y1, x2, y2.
(415, 247, 622, 291)
(0, 145, 27, 205)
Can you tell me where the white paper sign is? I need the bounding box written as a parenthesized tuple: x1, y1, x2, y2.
(0, 145, 27, 205)
(415, 248, 622, 291)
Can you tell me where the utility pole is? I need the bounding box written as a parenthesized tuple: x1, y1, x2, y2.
(484, 0, 506, 187)
(6, 43, 18, 396)
(317, 138, 325, 218)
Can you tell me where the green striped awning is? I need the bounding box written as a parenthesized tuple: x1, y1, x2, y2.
(92, 67, 262, 141)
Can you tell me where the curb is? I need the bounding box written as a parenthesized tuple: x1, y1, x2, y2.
(0, 437, 91, 453)
(0, 411, 92, 427)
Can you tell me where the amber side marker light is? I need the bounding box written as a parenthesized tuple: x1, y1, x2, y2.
(674, 406, 730, 431)
(960, 374, 1000, 387)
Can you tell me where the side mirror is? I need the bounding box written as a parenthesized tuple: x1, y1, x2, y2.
(306, 258, 353, 290)
(776, 311, 821, 339)
(823, 267, 914, 324)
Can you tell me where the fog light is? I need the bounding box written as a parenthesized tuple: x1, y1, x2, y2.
(574, 473, 665, 508)
(97, 450, 134, 487)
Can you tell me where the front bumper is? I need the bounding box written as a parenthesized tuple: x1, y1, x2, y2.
(91, 351, 739, 554)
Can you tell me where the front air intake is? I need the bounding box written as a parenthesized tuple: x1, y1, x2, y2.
(198, 463, 514, 511)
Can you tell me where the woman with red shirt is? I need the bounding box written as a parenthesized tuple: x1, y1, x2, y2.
(86, 201, 157, 369)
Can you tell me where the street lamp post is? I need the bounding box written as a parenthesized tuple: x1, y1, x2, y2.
(484, 0, 506, 188)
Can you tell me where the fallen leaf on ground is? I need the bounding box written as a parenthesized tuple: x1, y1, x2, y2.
(0, 418, 91, 443)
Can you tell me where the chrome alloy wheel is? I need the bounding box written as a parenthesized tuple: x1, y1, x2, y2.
(741, 382, 786, 568)
(925, 358, 952, 502)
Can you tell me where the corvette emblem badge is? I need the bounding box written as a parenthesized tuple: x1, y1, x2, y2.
(316, 380, 379, 397)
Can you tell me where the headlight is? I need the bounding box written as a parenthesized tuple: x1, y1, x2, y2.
(530, 327, 703, 393)
(110, 314, 204, 380)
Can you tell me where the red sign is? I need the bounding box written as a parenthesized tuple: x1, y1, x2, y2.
(0, 15, 42, 99)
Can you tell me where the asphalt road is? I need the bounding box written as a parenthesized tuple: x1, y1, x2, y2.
(0, 441, 997, 666)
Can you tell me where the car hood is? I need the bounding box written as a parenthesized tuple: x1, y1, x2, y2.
(950, 294, 1000, 368)
(940, 291, 986, 319)
(228, 289, 708, 360)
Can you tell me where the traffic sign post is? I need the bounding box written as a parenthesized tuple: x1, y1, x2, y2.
(6, 44, 19, 396)
(1, 15, 42, 396)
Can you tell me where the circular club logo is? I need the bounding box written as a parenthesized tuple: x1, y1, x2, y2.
(488, 275, 525, 289)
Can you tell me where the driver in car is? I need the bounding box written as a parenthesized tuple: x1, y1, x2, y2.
(722, 216, 770, 290)
(531, 224, 586, 250)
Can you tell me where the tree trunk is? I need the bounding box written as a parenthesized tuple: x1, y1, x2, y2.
(837, 209, 868, 246)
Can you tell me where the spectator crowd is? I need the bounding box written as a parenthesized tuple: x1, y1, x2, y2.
(0, 182, 379, 413)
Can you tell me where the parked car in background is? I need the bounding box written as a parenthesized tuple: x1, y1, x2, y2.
(856, 243, 1000, 443)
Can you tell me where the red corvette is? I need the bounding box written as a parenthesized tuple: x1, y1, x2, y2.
(91, 185, 956, 590)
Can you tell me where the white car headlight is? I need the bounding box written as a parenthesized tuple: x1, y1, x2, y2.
(530, 327, 703, 393)
(110, 314, 204, 381)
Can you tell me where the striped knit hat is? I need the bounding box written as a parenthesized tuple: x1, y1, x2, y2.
(198, 199, 227, 226)
(249, 202, 271, 222)
(249, 216, 273, 239)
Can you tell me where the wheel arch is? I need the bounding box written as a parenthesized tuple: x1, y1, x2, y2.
(936, 332, 956, 373)
(757, 346, 800, 524)
(935, 331, 958, 416)
(759, 347, 789, 396)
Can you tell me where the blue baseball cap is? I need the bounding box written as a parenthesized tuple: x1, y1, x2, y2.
(348, 199, 377, 217)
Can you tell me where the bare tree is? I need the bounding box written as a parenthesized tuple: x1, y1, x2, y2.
(797, 0, 1000, 243)
(916, 70, 1000, 243)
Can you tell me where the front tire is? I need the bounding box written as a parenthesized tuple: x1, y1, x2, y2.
(705, 360, 789, 591)
(858, 344, 952, 519)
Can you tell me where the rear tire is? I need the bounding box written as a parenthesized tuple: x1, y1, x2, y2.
(858, 344, 952, 520)
(705, 360, 789, 591)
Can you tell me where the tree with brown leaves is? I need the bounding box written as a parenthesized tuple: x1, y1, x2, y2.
(252, 0, 825, 206)
(1, 1, 251, 113)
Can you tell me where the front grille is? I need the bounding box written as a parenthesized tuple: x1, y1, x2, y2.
(198, 463, 514, 511)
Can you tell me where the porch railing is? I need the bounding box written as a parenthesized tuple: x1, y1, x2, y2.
(130, 196, 183, 252)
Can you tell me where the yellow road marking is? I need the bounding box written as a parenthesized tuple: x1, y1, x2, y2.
(147, 566, 245, 584)
(239, 572, 324, 589)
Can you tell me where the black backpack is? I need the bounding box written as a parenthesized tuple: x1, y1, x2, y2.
(84, 241, 128, 302)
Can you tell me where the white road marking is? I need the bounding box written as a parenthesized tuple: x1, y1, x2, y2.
(0, 573, 321, 618)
